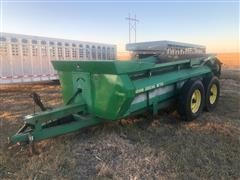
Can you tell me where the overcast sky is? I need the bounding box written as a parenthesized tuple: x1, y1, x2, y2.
(1, 0, 239, 52)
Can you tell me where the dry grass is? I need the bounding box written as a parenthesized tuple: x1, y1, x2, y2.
(0, 67, 240, 179)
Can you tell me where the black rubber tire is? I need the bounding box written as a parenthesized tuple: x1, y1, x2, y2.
(177, 80, 205, 121)
(204, 76, 220, 112)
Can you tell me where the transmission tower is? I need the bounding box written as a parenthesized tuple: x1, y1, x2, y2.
(125, 14, 139, 43)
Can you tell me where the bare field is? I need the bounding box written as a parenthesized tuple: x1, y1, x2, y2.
(217, 53, 240, 67)
(0, 67, 240, 179)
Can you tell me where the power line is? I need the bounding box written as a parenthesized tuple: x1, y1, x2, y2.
(125, 13, 139, 43)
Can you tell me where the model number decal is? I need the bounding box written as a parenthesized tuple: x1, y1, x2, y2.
(135, 82, 164, 93)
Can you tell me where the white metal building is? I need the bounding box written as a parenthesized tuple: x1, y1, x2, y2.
(0, 33, 117, 84)
(126, 41, 206, 58)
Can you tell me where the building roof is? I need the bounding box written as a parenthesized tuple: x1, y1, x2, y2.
(126, 40, 205, 51)
(0, 32, 116, 47)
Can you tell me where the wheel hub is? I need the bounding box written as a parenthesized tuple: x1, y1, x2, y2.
(191, 89, 201, 113)
(209, 84, 217, 104)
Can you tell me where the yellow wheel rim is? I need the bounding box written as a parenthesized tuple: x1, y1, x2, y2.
(209, 84, 217, 104)
(191, 89, 201, 113)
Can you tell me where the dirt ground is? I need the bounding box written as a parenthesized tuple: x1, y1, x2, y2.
(0, 66, 239, 179)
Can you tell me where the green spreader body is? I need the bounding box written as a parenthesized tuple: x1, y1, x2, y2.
(10, 56, 221, 144)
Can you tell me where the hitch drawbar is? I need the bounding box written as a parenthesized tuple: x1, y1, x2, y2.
(10, 103, 100, 144)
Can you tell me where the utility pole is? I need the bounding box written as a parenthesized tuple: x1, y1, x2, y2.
(125, 13, 139, 43)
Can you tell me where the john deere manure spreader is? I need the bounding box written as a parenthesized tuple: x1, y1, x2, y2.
(10, 41, 221, 144)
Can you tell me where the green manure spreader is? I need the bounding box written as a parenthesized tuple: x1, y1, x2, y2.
(10, 41, 221, 145)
